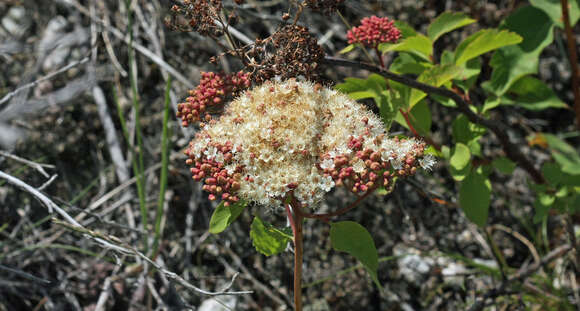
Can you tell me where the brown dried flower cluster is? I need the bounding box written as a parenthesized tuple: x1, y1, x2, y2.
(168, 0, 223, 37)
(305, 0, 345, 15)
(247, 25, 326, 84)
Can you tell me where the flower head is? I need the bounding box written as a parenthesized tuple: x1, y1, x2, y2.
(184, 79, 432, 208)
(347, 16, 402, 48)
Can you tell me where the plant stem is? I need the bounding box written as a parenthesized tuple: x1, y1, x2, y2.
(375, 47, 385, 68)
(286, 200, 304, 310)
(293, 203, 304, 311)
(561, 0, 580, 129)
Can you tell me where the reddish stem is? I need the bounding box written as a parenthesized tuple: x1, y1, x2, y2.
(399, 108, 441, 151)
(561, 0, 580, 129)
(287, 200, 304, 311)
(375, 47, 385, 68)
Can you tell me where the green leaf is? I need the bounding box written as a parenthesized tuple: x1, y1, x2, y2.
(250, 215, 292, 256)
(452, 115, 487, 145)
(533, 192, 556, 223)
(460, 170, 491, 227)
(409, 64, 463, 108)
(208, 200, 247, 234)
(428, 11, 476, 42)
(450, 143, 472, 181)
(394, 101, 431, 136)
(482, 6, 554, 96)
(339, 44, 357, 54)
(330, 221, 380, 288)
(381, 34, 433, 61)
(482, 97, 501, 113)
(542, 162, 580, 186)
(394, 20, 417, 38)
(501, 76, 568, 110)
(492, 157, 516, 174)
(543, 134, 580, 175)
(530, 0, 580, 28)
(390, 53, 432, 75)
(454, 29, 522, 65)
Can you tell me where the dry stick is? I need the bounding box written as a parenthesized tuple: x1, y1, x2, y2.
(323, 56, 546, 185)
(561, 0, 580, 129)
(0, 57, 89, 106)
(468, 244, 572, 311)
(0, 150, 55, 178)
(0, 169, 251, 297)
(62, 0, 193, 88)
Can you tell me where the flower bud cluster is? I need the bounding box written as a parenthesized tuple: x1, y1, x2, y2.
(177, 71, 250, 127)
(347, 16, 402, 48)
(184, 79, 434, 209)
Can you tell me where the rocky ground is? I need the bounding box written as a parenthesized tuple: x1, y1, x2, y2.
(0, 0, 578, 310)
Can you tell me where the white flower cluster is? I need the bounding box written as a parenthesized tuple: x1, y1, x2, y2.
(187, 79, 434, 208)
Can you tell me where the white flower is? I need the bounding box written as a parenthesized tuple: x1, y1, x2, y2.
(319, 175, 335, 192)
(353, 160, 366, 173)
(419, 154, 436, 171)
(320, 158, 335, 170)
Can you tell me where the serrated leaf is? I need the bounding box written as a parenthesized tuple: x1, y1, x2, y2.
(501, 76, 568, 110)
(530, 0, 580, 28)
(330, 221, 380, 288)
(454, 29, 522, 65)
(460, 170, 491, 227)
(208, 200, 247, 234)
(428, 11, 476, 42)
(492, 157, 516, 174)
(250, 215, 292, 256)
(409, 64, 463, 108)
(482, 6, 554, 96)
(381, 34, 433, 61)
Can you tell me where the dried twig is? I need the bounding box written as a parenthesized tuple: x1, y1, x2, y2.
(0, 150, 55, 178)
(0, 57, 89, 107)
(0, 169, 252, 297)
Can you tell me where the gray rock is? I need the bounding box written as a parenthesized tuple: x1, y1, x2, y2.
(1, 7, 27, 37)
(198, 296, 236, 311)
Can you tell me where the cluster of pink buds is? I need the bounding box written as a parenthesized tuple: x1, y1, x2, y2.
(320, 136, 427, 194)
(347, 16, 402, 48)
(185, 139, 243, 206)
(176, 71, 251, 127)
